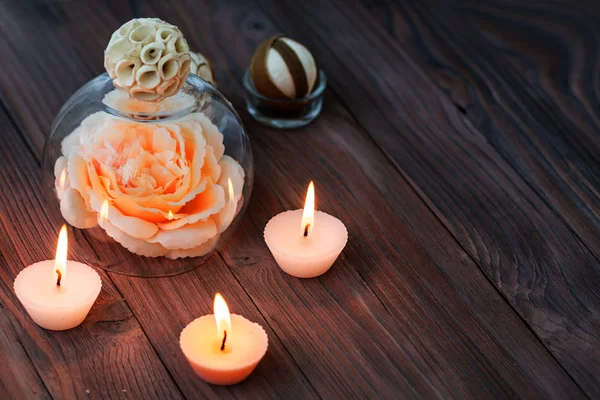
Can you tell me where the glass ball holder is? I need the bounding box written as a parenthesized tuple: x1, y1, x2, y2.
(42, 73, 254, 277)
(243, 69, 327, 129)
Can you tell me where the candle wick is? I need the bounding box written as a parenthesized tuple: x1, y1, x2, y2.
(56, 269, 62, 287)
(220, 330, 227, 351)
(304, 223, 310, 237)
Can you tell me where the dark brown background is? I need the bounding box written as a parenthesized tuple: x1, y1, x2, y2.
(0, 0, 598, 398)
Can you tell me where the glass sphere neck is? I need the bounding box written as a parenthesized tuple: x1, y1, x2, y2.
(102, 88, 205, 123)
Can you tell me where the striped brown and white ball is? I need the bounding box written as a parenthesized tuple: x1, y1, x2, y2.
(250, 35, 317, 99)
(190, 51, 216, 87)
(104, 18, 191, 102)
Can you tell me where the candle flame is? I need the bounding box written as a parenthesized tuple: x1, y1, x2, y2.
(100, 199, 109, 222)
(227, 178, 235, 205)
(59, 168, 67, 190)
(168, 210, 174, 220)
(54, 225, 68, 287)
(214, 293, 231, 340)
(301, 181, 315, 237)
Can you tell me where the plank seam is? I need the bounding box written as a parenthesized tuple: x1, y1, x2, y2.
(216, 252, 323, 400)
(95, 271, 187, 399)
(9, 314, 54, 399)
(0, 94, 39, 165)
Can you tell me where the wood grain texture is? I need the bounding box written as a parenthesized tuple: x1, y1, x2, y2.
(0, 0, 595, 398)
(0, 305, 51, 400)
(459, 0, 600, 253)
(365, 0, 600, 261)
(252, 0, 600, 396)
(362, 0, 600, 393)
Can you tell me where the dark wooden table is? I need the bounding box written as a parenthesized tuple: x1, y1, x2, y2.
(1, 0, 599, 398)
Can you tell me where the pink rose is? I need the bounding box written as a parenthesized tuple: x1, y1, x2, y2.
(55, 112, 244, 259)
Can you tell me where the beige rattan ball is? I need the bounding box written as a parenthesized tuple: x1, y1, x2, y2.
(104, 18, 191, 102)
(190, 51, 216, 87)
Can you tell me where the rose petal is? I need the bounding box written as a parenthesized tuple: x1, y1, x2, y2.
(115, 152, 213, 214)
(217, 155, 245, 195)
(99, 217, 168, 257)
(196, 114, 225, 160)
(147, 219, 217, 250)
(213, 156, 245, 232)
(77, 112, 118, 153)
(61, 127, 82, 157)
(152, 126, 177, 153)
(54, 156, 67, 185)
(88, 192, 159, 240)
(201, 145, 221, 183)
(150, 162, 177, 188)
(213, 201, 237, 234)
(157, 182, 225, 230)
(103, 122, 196, 211)
(164, 233, 220, 259)
(161, 146, 219, 208)
(177, 118, 206, 189)
(84, 161, 111, 206)
(54, 156, 69, 200)
(67, 154, 94, 207)
(176, 113, 225, 160)
(60, 188, 98, 229)
(111, 178, 207, 223)
(89, 162, 172, 225)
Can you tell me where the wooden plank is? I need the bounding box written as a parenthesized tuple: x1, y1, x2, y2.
(0, 0, 586, 397)
(0, 1, 92, 154)
(0, 107, 184, 399)
(75, 0, 583, 397)
(361, 0, 600, 260)
(0, 303, 51, 400)
(251, 0, 600, 396)
(457, 0, 600, 252)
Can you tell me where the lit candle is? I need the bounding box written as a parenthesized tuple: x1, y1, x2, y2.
(264, 181, 348, 278)
(180, 293, 268, 385)
(13, 225, 102, 331)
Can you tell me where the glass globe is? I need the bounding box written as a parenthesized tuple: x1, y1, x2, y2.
(42, 73, 253, 277)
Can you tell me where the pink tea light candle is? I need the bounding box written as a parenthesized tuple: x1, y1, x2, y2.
(264, 181, 348, 278)
(14, 225, 102, 330)
(180, 293, 268, 385)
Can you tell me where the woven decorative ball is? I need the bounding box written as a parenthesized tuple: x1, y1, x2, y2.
(250, 35, 317, 99)
(104, 18, 191, 102)
(190, 51, 216, 87)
